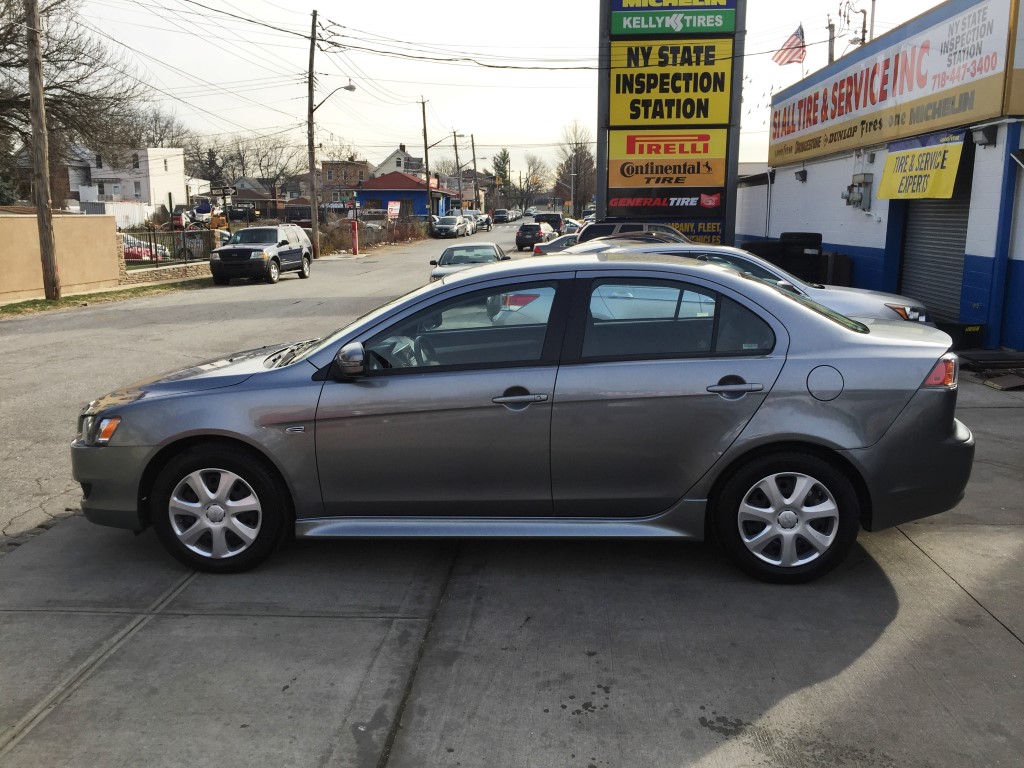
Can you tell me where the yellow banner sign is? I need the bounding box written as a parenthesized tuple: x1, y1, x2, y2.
(610, 39, 732, 126)
(877, 130, 965, 199)
(608, 129, 726, 187)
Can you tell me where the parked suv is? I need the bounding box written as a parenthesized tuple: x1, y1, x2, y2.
(515, 222, 555, 250)
(576, 221, 692, 244)
(534, 212, 565, 235)
(210, 224, 312, 285)
(493, 209, 510, 223)
(434, 215, 468, 238)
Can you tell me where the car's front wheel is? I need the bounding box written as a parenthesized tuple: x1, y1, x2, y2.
(151, 445, 289, 573)
(713, 452, 860, 583)
(265, 259, 280, 284)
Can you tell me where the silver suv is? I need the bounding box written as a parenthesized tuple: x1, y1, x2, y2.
(577, 221, 691, 243)
(210, 225, 312, 285)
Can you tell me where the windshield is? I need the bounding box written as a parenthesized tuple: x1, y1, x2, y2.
(439, 217, 458, 225)
(229, 229, 276, 245)
(438, 247, 498, 265)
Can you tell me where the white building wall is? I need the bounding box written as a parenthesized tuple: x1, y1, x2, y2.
(143, 148, 186, 212)
(767, 151, 889, 249)
(966, 125, 1008, 259)
(735, 180, 769, 240)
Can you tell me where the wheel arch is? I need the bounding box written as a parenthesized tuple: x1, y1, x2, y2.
(704, 440, 874, 536)
(137, 435, 295, 530)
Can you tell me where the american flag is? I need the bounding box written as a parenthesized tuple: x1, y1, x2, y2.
(772, 25, 807, 66)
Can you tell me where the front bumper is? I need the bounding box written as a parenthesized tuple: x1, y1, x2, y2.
(70, 441, 153, 530)
(841, 389, 975, 531)
(211, 259, 272, 278)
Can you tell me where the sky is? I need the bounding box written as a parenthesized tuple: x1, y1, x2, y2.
(79, 0, 948, 175)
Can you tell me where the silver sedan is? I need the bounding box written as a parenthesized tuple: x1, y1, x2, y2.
(72, 254, 973, 582)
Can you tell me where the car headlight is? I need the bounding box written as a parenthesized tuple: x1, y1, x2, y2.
(885, 303, 928, 323)
(210, 252, 220, 261)
(77, 415, 121, 445)
(250, 249, 271, 260)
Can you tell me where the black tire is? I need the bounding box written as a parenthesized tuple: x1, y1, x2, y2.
(213, 276, 230, 286)
(299, 256, 311, 279)
(150, 444, 289, 573)
(265, 259, 280, 284)
(712, 452, 860, 584)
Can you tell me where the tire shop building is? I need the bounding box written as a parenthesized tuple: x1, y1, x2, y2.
(738, 0, 1024, 349)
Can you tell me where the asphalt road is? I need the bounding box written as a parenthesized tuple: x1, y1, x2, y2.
(0, 224, 1022, 767)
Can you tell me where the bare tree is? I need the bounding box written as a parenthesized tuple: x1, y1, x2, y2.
(0, 0, 145, 167)
(123, 106, 196, 150)
(430, 155, 458, 178)
(554, 121, 596, 219)
(513, 153, 550, 212)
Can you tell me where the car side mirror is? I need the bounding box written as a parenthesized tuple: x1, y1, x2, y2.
(429, 259, 438, 266)
(279, 240, 288, 247)
(333, 342, 365, 379)
(775, 280, 798, 293)
(499, 255, 511, 261)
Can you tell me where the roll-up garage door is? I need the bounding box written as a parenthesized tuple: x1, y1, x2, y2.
(899, 162, 972, 322)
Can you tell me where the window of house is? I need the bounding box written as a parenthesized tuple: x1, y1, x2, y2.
(327, 169, 334, 181)
(332, 192, 341, 202)
(396, 158, 402, 167)
(358, 171, 364, 180)
(95, 155, 102, 168)
(134, 181, 141, 197)
(97, 182, 105, 195)
(343, 170, 349, 181)
(131, 153, 139, 169)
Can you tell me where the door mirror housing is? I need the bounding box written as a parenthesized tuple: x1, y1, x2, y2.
(334, 342, 365, 379)
(429, 259, 439, 266)
(279, 240, 289, 247)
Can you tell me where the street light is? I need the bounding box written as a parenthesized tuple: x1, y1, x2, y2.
(307, 78, 356, 259)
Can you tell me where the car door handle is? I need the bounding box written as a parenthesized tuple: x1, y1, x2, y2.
(706, 383, 763, 393)
(492, 393, 549, 404)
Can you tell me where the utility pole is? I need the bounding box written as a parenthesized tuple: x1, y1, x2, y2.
(869, 0, 876, 41)
(452, 130, 462, 210)
(25, 0, 59, 299)
(306, 9, 320, 258)
(421, 98, 430, 214)
(470, 135, 479, 210)
(827, 16, 835, 64)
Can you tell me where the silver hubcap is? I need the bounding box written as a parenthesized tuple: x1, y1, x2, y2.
(737, 472, 839, 568)
(168, 469, 262, 559)
(269, 263, 278, 279)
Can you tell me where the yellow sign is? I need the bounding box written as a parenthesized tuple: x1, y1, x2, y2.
(607, 128, 726, 187)
(610, 39, 732, 126)
(877, 130, 965, 199)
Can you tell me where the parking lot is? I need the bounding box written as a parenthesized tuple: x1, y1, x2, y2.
(1, 231, 1022, 767)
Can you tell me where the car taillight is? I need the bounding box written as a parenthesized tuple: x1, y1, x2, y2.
(501, 293, 540, 311)
(923, 355, 958, 388)
(533, 245, 542, 254)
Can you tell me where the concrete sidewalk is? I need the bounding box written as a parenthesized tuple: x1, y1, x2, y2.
(0, 377, 1022, 767)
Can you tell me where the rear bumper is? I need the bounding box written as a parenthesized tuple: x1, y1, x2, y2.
(841, 390, 975, 531)
(70, 441, 152, 530)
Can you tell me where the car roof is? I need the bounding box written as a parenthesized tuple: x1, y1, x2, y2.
(438, 252, 728, 285)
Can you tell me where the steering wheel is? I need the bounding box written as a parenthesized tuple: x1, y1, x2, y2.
(414, 336, 439, 366)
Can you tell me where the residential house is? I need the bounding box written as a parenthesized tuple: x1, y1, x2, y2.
(372, 145, 423, 179)
(77, 148, 186, 212)
(321, 159, 374, 205)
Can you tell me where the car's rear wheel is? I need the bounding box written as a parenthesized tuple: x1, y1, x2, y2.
(265, 259, 280, 284)
(713, 452, 860, 583)
(151, 445, 288, 573)
(299, 256, 311, 278)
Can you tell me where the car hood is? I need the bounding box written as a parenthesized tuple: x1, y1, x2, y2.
(431, 263, 486, 280)
(83, 343, 291, 413)
(806, 284, 930, 322)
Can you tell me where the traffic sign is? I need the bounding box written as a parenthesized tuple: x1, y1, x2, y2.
(211, 186, 236, 196)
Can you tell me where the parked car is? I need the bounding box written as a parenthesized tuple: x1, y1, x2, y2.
(210, 224, 312, 285)
(577, 221, 692, 243)
(564, 218, 582, 234)
(476, 213, 492, 231)
(72, 253, 974, 582)
(563, 232, 698, 255)
(515, 222, 555, 250)
(582, 206, 596, 219)
(463, 215, 478, 235)
(597, 243, 933, 325)
(534, 212, 565, 234)
(428, 242, 510, 281)
(532, 233, 578, 255)
(434, 216, 468, 238)
(493, 209, 510, 223)
(121, 234, 171, 262)
(525, 207, 538, 216)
